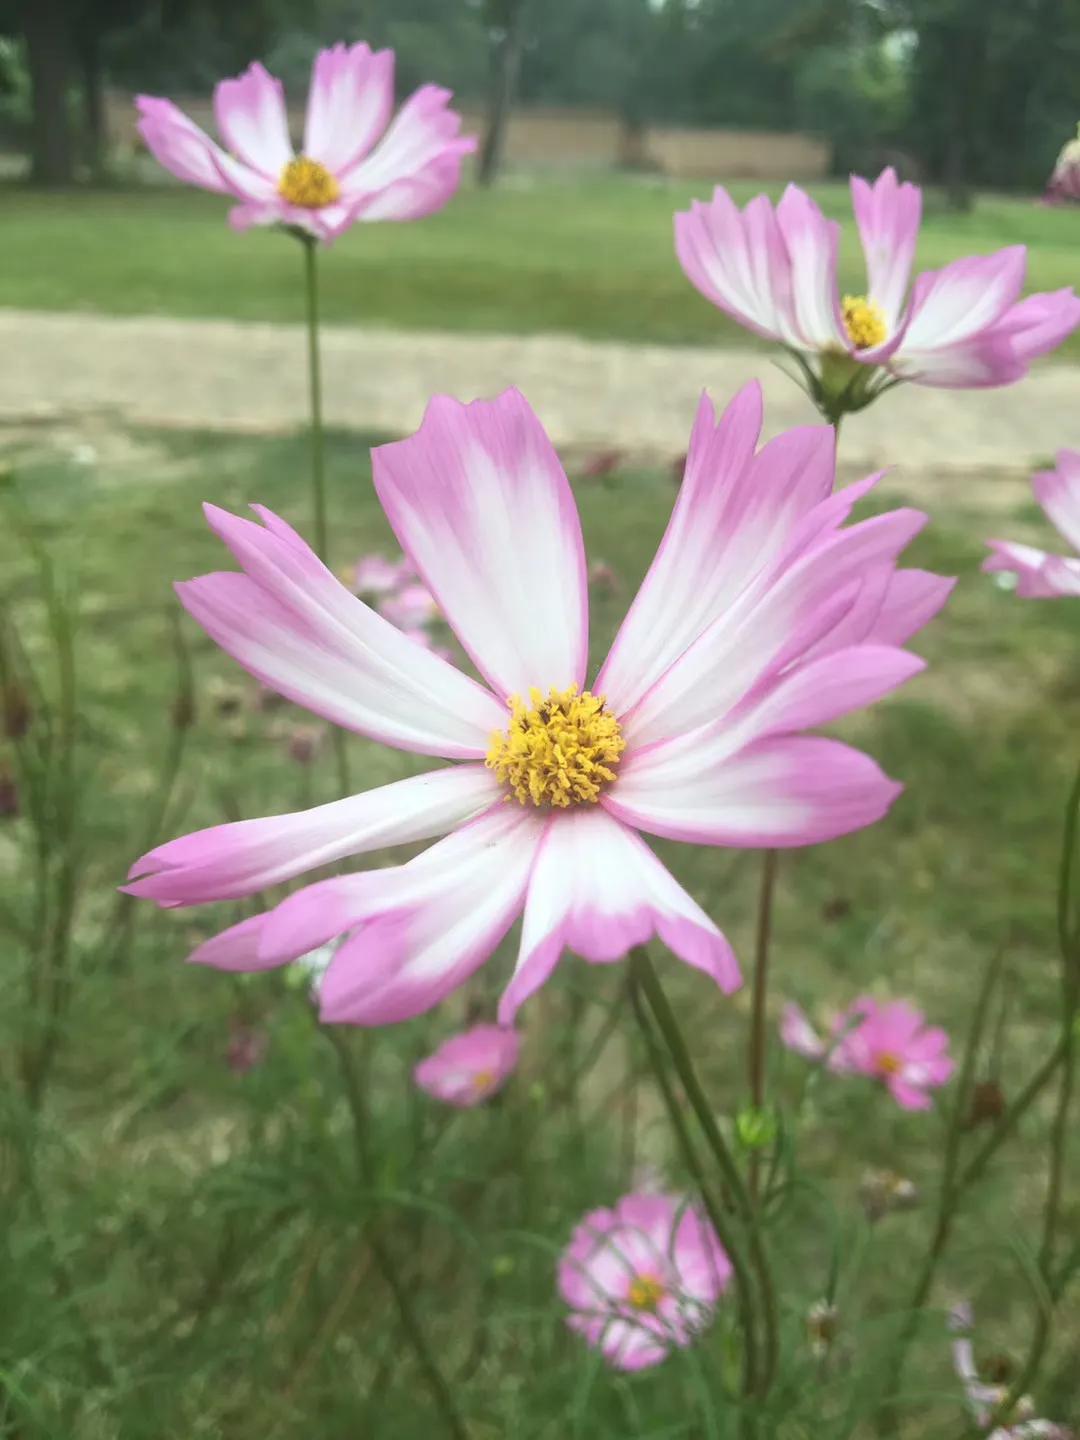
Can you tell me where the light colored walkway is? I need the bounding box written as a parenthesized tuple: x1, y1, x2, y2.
(2, 308, 1077, 469)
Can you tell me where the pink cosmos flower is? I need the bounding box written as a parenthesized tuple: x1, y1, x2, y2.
(676, 168, 1080, 396)
(123, 383, 950, 1027)
(950, 1303, 1073, 1439)
(136, 43, 475, 243)
(782, 997, 953, 1110)
(558, 1192, 731, 1371)
(352, 553, 414, 597)
(378, 581, 440, 629)
(413, 1023, 520, 1106)
(984, 451, 1080, 598)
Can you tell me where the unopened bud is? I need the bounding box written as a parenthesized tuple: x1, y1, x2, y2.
(3, 682, 30, 739)
(735, 1104, 778, 1151)
(858, 1168, 919, 1222)
(965, 1078, 1006, 1129)
(806, 1299, 839, 1358)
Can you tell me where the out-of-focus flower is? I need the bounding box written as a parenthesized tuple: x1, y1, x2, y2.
(676, 168, 1080, 417)
(413, 1023, 520, 1106)
(579, 449, 624, 481)
(285, 723, 324, 765)
(352, 553, 414, 597)
(226, 1021, 269, 1074)
(1043, 124, 1080, 205)
(558, 1193, 731, 1371)
(950, 1303, 1073, 1438)
(806, 1298, 840, 1358)
(858, 1167, 919, 1222)
(378, 581, 439, 630)
(588, 560, 619, 593)
(781, 997, 953, 1110)
(136, 44, 475, 244)
(984, 452, 1080, 598)
(124, 385, 948, 1028)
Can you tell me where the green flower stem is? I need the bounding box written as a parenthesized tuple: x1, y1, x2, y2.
(325, 1026, 470, 1440)
(747, 849, 778, 1206)
(631, 947, 779, 1396)
(629, 954, 761, 1400)
(299, 234, 350, 796)
(300, 235, 328, 565)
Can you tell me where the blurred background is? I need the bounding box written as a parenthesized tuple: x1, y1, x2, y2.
(2, 3, 1080, 1438)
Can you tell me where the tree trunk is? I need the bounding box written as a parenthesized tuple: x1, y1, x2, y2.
(23, 0, 75, 185)
(78, 27, 107, 178)
(477, 0, 527, 188)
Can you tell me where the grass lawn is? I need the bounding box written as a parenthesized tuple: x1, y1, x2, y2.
(4, 173, 1080, 355)
(2, 417, 1078, 1437)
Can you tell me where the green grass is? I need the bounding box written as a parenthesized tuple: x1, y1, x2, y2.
(4, 174, 1080, 354)
(2, 422, 1079, 1437)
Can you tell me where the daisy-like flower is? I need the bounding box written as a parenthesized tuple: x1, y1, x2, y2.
(675, 168, 1080, 418)
(558, 1193, 731, 1371)
(1043, 124, 1080, 206)
(413, 1024, 520, 1107)
(123, 384, 950, 1027)
(781, 997, 953, 1110)
(950, 1303, 1073, 1439)
(378, 581, 440, 630)
(351, 553, 414, 597)
(984, 451, 1080, 598)
(136, 43, 475, 243)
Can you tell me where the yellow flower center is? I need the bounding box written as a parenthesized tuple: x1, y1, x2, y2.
(278, 156, 340, 209)
(876, 1051, 902, 1076)
(842, 294, 888, 350)
(628, 1274, 666, 1311)
(485, 686, 626, 808)
(472, 1068, 496, 1092)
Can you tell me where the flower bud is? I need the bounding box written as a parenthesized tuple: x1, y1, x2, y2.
(735, 1104, 778, 1151)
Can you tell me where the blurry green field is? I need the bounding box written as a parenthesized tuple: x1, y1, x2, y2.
(2, 418, 1078, 1437)
(4, 174, 1080, 355)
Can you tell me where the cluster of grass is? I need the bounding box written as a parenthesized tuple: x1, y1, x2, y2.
(1, 417, 1078, 1437)
(3, 173, 1080, 355)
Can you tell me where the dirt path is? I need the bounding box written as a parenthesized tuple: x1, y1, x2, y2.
(2, 307, 1078, 470)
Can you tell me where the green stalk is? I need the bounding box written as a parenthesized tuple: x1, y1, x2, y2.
(324, 1027, 469, 1440)
(299, 233, 350, 796)
(629, 956, 761, 1400)
(747, 849, 778, 1205)
(631, 948, 779, 1395)
(301, 235, 328, 565)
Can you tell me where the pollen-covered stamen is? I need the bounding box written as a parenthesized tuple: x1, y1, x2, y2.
(875, 1051, 902, 1076)
(278, 155, 340, 209)
(628, 1274, 666, 1311)
(485, 685, 626, 808)
(842, 293, 888, 350)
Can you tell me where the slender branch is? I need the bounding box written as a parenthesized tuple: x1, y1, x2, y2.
(299, 233, 350, 798)
(300, 235, 328, 565)
(747, 849, 778, 1204)
(628, 956, 760, 1399)
(631, 948, 779, 1396)
(324, 1027, 469, 1440)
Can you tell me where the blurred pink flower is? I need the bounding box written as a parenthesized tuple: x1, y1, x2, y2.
(413, 1023, 520, 1106)
(558, 1193, 731, 1371)
(950, 1303, 1073, 1438)
(579, 449, 624, 481)
(781, 997, 953, 1110)
(1043, 125, 1080, 206)
(125, 384, 948, 1028)
(136, 43, 475, 244)
(984, 451, 1080, 598)
(587, 559, 619, 592)
(676, 167, 1080, 393)
(378, 581, 440, 629)
(352, 553, 414, 597)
